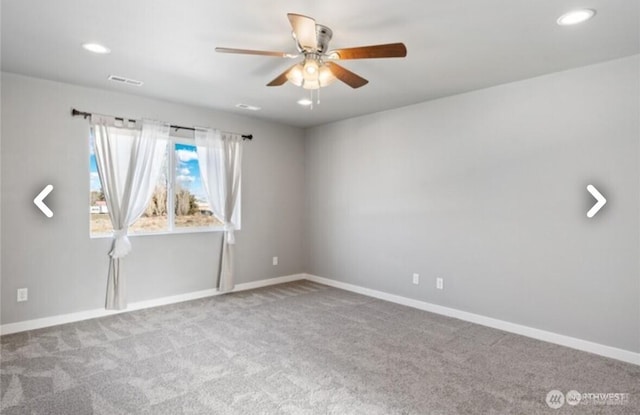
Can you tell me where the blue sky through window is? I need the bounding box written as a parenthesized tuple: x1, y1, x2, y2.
(174, 143, 207, 203)
(89, 142, 208, 203)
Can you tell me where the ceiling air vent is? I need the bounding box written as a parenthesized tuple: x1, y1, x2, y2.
(235, 103, 261, 111)
(108, 75, 144, 87)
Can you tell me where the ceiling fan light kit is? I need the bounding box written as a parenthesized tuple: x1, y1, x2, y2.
(286, 53, 338, 90)
(216, 12, 407, 104)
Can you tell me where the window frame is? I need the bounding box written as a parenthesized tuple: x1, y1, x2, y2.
(89, 134, 237, 239)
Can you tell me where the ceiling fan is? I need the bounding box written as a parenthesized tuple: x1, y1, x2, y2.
(215, 13, 407, 90)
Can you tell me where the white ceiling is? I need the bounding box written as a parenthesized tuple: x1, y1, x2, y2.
(2, 0, 638, 128)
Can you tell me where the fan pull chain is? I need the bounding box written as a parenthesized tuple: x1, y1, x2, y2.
(306, 89, 321, 110)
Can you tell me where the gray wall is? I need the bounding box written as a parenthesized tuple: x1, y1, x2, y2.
(3, 56, 639, 356)
(305, 55, 640, 353)
(1, 72, 306, 324)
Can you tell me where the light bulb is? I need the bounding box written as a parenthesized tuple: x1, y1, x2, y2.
(303, 59, 319, 82)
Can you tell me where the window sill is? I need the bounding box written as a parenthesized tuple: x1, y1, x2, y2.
(89, 226, 235, 239)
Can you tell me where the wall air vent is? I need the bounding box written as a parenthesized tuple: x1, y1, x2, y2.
(108, 75, 144, 87)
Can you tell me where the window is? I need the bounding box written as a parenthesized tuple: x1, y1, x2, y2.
(90, 134, 225, 236)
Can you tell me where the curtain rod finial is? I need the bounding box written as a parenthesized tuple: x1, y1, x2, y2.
(71, 108, 90, 119)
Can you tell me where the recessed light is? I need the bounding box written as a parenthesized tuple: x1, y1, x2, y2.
(557, 9, 596, 26)
(297, 98, 312, 106)
(235, 103, 261, 111)
(82, 43, 111, 54)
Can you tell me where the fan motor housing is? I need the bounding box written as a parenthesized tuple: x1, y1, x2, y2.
(315, 24, 333, 53)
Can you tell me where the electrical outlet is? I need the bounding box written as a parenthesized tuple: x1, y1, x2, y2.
(436, 278, 444, 290)
(272, 256, 278, 266)
(412, 273, 420, 285)
(17, 288, 28, 302)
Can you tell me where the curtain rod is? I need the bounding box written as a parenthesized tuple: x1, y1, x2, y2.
(71, 108, 253, 141)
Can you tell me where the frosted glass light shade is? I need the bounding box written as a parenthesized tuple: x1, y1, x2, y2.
(286, 64, 304, 86)
(302, 79, 320, 90)
(318, 65, 337, 87)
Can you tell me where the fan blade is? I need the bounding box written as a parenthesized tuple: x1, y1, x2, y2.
(325, 62, 368, 89)
(215, 47, 297, 58)
(287, 13, 317, 51)
(267, 64, 298, 86)
(328, 43, 407, 60)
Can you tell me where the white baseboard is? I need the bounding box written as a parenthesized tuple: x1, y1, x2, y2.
(0, 274, 306, 336)
(304, 274, 640, 366)
(4, 272, 638, 366)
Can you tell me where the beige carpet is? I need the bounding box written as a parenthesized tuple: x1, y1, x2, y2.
(1, 280, 639, 414)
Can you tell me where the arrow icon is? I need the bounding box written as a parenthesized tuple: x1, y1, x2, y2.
(34, 184, 54, 218)
(586, 184, 606, 218)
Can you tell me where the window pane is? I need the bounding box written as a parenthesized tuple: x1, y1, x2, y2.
(174, 143, 221, 228)
(89, 135, 113, 235)
(130, 146, 169, 234)
(90, 136, 222, 237)
(90, 137, 170, 236)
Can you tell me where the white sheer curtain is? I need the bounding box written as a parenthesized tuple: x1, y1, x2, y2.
(92, 116, 169, 309)
(195, 128, 242, 292)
